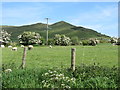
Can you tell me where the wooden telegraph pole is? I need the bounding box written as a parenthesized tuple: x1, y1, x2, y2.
(45, 18, 50, 45)
(71, 48, 76, 71)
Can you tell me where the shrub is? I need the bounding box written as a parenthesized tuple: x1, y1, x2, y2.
(54, 34, 71, 46)
(39, 37, 45, 45)
(82, 40, 90, 46)
(48, 39, 54, 45)
(18, 32, 41, 46)
(71, 36, 79, 45)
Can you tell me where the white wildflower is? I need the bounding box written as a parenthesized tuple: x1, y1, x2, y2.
(49, 71, 53, 74)
(42, 80, 45, 83)
(55, 77, 58, 80)
(65, 85, 71, 88)
(67, 80, 70, 82)
(66, 77, 69, 79)
(61, 84, 65, 86)
(62, 77, 65, 79)
(54, 71, 57, 73)
(4, 69, 12, 73)
(59, 74, 64, 77)
(44, 73, 49, 76)
(71, 78, 76, 81)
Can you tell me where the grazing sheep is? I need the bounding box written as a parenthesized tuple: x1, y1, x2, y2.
(28, 45, 33, 50)
(112, 43, 116, 46)
(0, 45, 5, 48)
(49, 45, 52, 48)
(4, 69, 12, 73)
(95, 40, 100, 44)
(89, 39, 97, 46)
(21, 45, 24, 48)
(12, 47, 17, 51)
(8, 45, 12, 48)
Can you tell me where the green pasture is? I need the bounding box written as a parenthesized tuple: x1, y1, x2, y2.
(2, 43, 118, 69)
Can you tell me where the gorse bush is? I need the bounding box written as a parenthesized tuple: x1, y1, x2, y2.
(2, 63, 119, 88)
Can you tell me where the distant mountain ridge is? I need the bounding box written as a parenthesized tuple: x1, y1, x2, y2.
(2, 21, 110, 42)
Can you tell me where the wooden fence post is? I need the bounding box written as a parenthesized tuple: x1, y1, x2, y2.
(71, 48, 76, 71)
(20, 47, 27, 69)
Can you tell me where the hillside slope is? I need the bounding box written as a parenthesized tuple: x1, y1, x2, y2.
(2, 21, 110, 42)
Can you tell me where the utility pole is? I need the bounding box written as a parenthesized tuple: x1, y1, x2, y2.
(45, 18, 50, 45)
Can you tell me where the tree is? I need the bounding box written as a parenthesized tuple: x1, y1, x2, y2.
(18, 32, 41, 69)
(54, 34, 71, 46)
(61, 35, 71, 46)
(0, 29, 11, 45)
(54, 34, 61, 45)
(18, 32, 41, 46)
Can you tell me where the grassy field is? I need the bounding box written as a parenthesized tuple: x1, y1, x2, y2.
(2, 43, 119, 88)
(2, 43, 118, 69)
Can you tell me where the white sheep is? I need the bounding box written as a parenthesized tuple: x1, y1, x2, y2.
(12, 47, 17, 51)
(4, 69, 12, 73)
(112, 43, 116, 46)
(21, 45, 24, 48)
(49, 45, 52, 48)
(95, 40, 100, 44)
(8, 45, 12, 48)
(0, 45, 5, 48)
(28, 45, 33, 50)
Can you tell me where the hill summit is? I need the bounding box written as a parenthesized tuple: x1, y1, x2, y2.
(2, 21, 110, 42)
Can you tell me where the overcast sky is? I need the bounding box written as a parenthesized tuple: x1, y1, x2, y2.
(1, 2, 118, 37)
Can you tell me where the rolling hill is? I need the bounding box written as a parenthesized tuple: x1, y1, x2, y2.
(2, 21, 110, 42)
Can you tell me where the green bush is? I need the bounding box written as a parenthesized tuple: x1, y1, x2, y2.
(71, 36, 79, 45)
(48, 39, 54, 45)
(82, 40, 90, 46)
(39, 37, 45, 45)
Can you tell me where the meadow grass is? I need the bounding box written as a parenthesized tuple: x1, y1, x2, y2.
(2, 43, 118, 69)
(2, 43, 119, 88)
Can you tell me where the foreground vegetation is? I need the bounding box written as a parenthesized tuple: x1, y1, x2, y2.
(2, 64, 119, 88)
